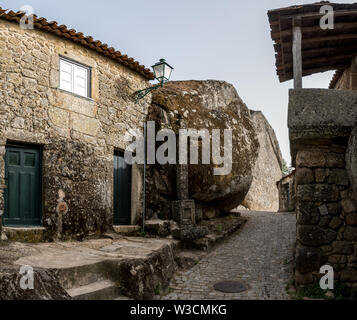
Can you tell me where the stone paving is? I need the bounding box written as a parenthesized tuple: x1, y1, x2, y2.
(163, 211, 296, 300)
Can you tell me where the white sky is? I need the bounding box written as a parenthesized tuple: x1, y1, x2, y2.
(1, 0, 350, 164)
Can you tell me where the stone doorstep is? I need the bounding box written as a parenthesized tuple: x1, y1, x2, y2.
(3, 227, 46, 243)
(113, 225, 141, 235)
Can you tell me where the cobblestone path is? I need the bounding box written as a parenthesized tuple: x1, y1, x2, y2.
(163, 211, 296, 300)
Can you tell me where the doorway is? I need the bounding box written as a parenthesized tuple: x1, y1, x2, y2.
(113, 151, 132, 225)
(4, 145, 42, 226)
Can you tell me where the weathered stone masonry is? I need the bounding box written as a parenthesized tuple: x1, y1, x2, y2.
(0, 19, 151, 240)
(289, 89, 357, 287)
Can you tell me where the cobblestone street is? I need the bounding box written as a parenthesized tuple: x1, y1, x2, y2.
(163, 211, 296, 300)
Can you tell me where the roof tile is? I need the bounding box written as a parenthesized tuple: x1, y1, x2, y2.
(0, 7, 154, 80)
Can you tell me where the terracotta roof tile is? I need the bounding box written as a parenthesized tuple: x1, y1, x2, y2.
(0, 7, 154, 80)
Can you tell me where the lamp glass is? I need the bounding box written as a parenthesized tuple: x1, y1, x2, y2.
(152, 59, 173, 83)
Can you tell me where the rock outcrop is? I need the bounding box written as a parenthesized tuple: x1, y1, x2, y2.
(242, 111, 283, 211)
(0, 267, 70, 300)
(151, 80, 259, 213)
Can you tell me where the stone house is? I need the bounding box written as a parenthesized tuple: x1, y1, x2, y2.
(277, 171, 295, 212)
(268, 2, 357, 287)
(0, 8, 154, 241)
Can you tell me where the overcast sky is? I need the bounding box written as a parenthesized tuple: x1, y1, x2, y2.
(1, 0, 351, 164)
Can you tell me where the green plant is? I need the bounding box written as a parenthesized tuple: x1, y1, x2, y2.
(293, 282, 330, 300)
(216, 224, 223, 233)
(136, 231, 147, 237)
(154, 285, 161, 296)
(292, 281, 357, 300)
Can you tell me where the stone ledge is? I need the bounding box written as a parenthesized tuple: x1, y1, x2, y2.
(288, 89, 357, 162)
(189, 216, 247, 251)
(113, 225, 141, 235)
(3, 227, 46, 243)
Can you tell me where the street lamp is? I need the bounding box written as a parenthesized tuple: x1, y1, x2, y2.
(135, 59, 174, 101)
(135, 59, 174, 233)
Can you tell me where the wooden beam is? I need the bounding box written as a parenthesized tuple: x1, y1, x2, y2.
(280, 33, 357, 50)
(272, 22, 357, 43)
(278, 43, 357, 63)
(277, 53, 355, 71)
(279, 9, 357, 24)
(293, 25, 302, 89)
(278, 64, 349, 82)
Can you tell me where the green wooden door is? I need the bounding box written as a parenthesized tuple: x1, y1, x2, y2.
(113, 152, 132, 225)
(4, 146, 42, 226)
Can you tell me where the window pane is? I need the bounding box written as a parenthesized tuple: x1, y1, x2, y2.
(9, 152, 20, 166)
(59, 58, 90, 97)
(60, 59, 73, 92)
(74, 65, 88, 97)
(24, 153, 35, 167)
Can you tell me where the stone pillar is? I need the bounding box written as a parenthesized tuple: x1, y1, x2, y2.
(172, 164, 196, 225)
(176, 164, 189, 200)
(289, 89, 357, 287)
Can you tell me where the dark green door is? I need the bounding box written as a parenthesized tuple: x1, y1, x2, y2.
(4, 146, 42, 226)
(113, 152, 131, 225)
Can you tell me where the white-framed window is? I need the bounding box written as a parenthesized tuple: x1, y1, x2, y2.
(59, 57, 91, 98)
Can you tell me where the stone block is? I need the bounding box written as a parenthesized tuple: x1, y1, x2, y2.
(325, 153, 345, 168)
(297, 184, 340, 202)
(48, 107, 69, 129)
(346, 213, 357, 226)
(328, 255, 347, 264)
(297, 203, 320, 225)
(145, 219, 171, 237)
(297, 225, 337, 246)
(328, 169, 349, 186)
(341, 198, 357, 213)
(294, 270, 313, 285)
(172, 225, 209, 241)
(318, 215, 332, 228)
(296, 150, 325, 168)
(71, 113, 100, 137)
(288, 89, 357, 140)
(296, 168, 314, 184)
(295, 246, 327, 273)
(315, 168, 327, 183)
(318, 204, 329, 216)
(327, 202, 342, 216)
(329, 217, 343, 230)
(344, 226, 357, 241)
(341, 269, 357, 282)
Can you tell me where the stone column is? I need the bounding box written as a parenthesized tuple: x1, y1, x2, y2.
(172, 119, 196, 226)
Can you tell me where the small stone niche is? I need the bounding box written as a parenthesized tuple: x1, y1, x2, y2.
(172, 200, 196, 226)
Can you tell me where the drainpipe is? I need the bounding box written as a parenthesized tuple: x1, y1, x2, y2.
(143, 120, 147, 233)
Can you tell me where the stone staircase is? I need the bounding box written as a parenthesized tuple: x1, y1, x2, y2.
(55, 261, 131, 300)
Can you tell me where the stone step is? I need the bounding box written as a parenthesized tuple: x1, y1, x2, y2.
(56, 261, 110, 290)
(67, 280, 123, 300)
(3, 227, 45, 243)
(113, 225, 141, 235)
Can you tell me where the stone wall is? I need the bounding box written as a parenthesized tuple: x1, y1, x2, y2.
(242, 110, 283, 211)
(0, 19, 150, 240)
(289, 89, 357, 287)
